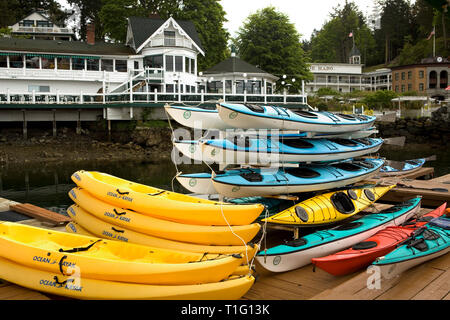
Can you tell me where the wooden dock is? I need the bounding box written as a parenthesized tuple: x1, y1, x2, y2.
(0, 169, 448, 301)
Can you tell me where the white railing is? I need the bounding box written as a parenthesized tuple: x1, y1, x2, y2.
(0, 90, 308, 106)
(12, 26, 73, 34)
(151, 36, 193, 49)
(0, 67, 128, 83)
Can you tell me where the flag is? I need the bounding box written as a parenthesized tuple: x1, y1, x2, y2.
(349, 32, 353, 38)
(427, 27, 435, 40)
(445, 85, 450, 91)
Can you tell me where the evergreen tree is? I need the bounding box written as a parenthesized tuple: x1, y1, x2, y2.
(234, 6, 312, 93)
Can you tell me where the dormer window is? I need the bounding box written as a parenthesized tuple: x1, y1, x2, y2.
(164, 31, 176, 46)
(19, 20, 34, 27)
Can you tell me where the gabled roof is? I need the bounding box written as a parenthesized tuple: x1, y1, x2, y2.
(127, 16, 204, 53)
(203, 56, 274, 76)
(0, 38, 134, 56)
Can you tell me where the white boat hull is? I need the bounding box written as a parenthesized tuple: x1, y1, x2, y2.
(218, 105, 375, 133)
(376, 246, 450, 280)
(256, 205, 419, 273)
(165, 105, 232, 130)
(176, 175, 216, 194)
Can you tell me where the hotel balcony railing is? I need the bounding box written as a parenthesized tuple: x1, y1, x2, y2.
(0, 91, 308, 106)
(12, 26, 73, 34)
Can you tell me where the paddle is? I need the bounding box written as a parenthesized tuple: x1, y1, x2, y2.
(383, 136, 406, 147)
(396, 183, 448, 193)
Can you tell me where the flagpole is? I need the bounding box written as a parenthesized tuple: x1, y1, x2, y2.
(433, 25, 435, 57)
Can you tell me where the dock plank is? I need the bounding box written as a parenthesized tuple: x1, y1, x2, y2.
(411, 269, 450, 300)
(10, 203, 71, 225)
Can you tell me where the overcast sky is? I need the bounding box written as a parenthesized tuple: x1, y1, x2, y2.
(221, 0, 380, 40)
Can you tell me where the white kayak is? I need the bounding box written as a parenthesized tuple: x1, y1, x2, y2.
(165, 104, 232, 130)
(217, 103, 376, 133)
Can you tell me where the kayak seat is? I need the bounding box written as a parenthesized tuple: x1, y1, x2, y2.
(285, 238, 307, 247)
(231, 136, 252, 148)
(331, 192, 356, 214)
(240, 172, 263, 182)
(329, 138, 358, 147)
(352, 241, 378, 250)
(405, 159, 421, 165)
(354, 138, 373, 146)
(285, 167, 321, 179)
(333, 221, 363, 231)
(336, 113, 357, 121)
(332, 162, 362, 172)
(281, 139, 314, 149)
(347, 189, 358, 200)
(244, 104, 265, 113)
(407, 238, 429, 252)
(295, 206, 309, 222)
(422, 229, 441, 240)
(293, 110, 318, 119)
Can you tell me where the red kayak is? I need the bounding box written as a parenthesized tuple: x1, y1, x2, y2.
(311, 202, 447, 276)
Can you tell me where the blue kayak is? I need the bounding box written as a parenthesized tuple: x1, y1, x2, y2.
(255, 197, 422, 272)
(380, 158, 426, 177)
(217, 103, 376, 133)
(201, 137, 384, 164)
(212, 158, 385, 197)
(373, 215, 450, 279)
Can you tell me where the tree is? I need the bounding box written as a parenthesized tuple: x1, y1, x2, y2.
(67, 0, 103, 41)
(234, 6, 312, 93)
(309, 1, 377, 65)
(176, 0, 229, 71)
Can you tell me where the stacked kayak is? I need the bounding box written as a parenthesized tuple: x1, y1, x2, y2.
(379, 158, 426, 177)
(0, 222, 254, 299)
(68, 171, 261, 259)
(211, 158, 385, 198)
(255, 197, 421, 273)
(71, 170, 263, 226)
(373, 214, 450, 279)
(311, 202, 447, 275)
(217, 103, 376, 133)
(200, 137, 384, 164)
(164, 104, 232, 130)
(262, 185, 396, 227)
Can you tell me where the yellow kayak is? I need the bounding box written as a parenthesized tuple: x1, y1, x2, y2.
(67, 205, 258, 262)
(65, 221, 254, 277)
(0, 256, 254, 300)
(0, 221, 244, 285)
(69, 187, 260, 246)
(262, 185, 395, 226)
(71, 170, 264, 226)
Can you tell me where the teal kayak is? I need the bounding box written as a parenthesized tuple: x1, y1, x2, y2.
(255, 197, 422, 273)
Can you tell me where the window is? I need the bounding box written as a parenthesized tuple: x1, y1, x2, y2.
(72, 58, 85, 70)
(401, 72, 405, 80)
(408, 71, 412, 79)
(408, 84, 412, 91)
(0, 56, 7, 68)
(86, 58, 99, 71)
(101, 59, 113, 72)
(26, 56, 39, 69)
(185, 57, 189, 73)
(175, 56, 183, 72)
(165, 55, 173, 72)
(419, 71, 424, 79)
(115, 59, 127, 72)
(37, 21, 53, 28)
(395, 85, 399, 92)
(401, 85, 405, 92)
(164, 31, 176, 46)
(429, 71, 437, 89)
(9, 55, 23, 68)
(28, 85, 50, 92)
(41, 57, 54, 69)
(144, 55, 163, 68)
(57, 57, 70, 70)
(166, 84, 174, 93)
(440, 70, 448, 89)
(190, 58, 195, 74)
(19, 20, 34, 27)
(134, 61, 139, 70)
(395, 73, 399, 81)
(419, 83, 424, 91)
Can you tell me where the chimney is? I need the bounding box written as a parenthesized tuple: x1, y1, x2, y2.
(148, 13, 160, 19)
(86, 23, 95, 45)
